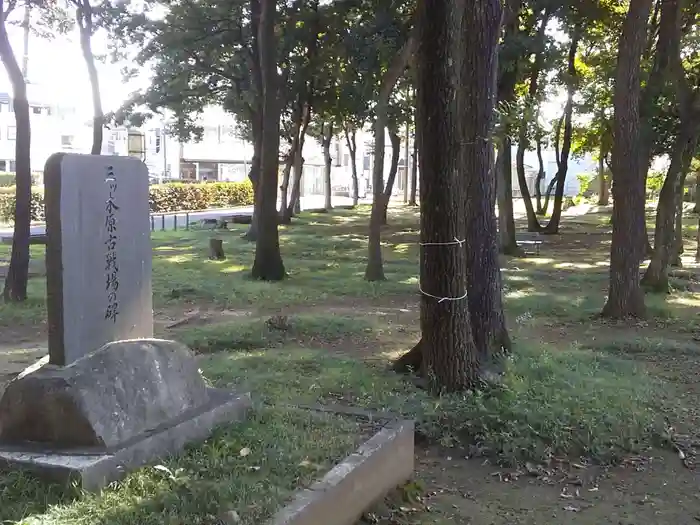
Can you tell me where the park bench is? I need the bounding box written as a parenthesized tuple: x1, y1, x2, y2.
(1, 233, 47, 246)
(515, 232, 543, 255)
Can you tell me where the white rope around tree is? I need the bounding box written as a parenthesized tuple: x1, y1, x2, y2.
(418, 237, 468, 303)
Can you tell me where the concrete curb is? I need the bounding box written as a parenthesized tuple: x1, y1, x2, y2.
(268, 419, 415, 525)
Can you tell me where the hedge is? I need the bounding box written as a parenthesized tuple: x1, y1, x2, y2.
(0, 180, 254, 222)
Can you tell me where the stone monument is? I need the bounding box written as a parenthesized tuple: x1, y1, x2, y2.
(0, 153, 250, 491)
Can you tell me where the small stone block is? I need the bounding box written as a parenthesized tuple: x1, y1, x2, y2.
(269, 420, 414, 525)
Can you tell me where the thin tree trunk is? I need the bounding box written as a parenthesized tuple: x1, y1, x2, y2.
(344, 125, 359, 207)
(641, 0, 697, 291)
(323, 122, 333, 211)
(696, 213, 700, 262)
(597, 131, 609, 206)
(284, 104, 310, 221)
(496, 138, 522, 256)
(642, 129, 696, 290)
(601, 0, 654, 319)
(534, 139, 545, 215)
(243, 110, 262, 242)
(365, 29, 417, 281)
(0, 4, 31, 302)
(76, 0, 103, 155)
(409, 116, 418, 206)
(542, 31, 579, 234)
(381, 125, 401, 224)
(515, 9, 551, 233)
(403, 120, 410, 203)
(671, 188, 684, 267)
(278, 150, 294, 221)
(251, 0, 285, 281)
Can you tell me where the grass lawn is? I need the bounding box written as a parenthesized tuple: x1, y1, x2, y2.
(1, 204, 700, 524)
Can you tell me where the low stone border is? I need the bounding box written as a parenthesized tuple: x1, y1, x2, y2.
(268, 419, 415, 525)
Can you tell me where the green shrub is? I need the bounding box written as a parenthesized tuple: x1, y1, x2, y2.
(0, 180, 254, 221)
(0, 189, 45, 222)
(149, 181, 254, 212)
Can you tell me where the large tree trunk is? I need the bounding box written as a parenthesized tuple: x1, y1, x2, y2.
(496, 138, 522, 256)
(601, 0, 654, 319)
(411, 0, 479, 392)
(381, 125, 401, 224)
(251, 0, 285, 281)
(542, 31, 579, 234)
(322, 122, 333, 211)
(0, 8, 31, 302)
(461, 0, 509, 364)
(365, 30, 417, 281)
(76, 1, 103, 155)
(344, 125, 359, 207)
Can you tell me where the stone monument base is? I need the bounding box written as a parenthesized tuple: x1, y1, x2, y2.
(0, 339, 251, 491)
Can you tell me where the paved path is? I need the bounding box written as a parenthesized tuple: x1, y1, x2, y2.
(0, 195, 365, 237)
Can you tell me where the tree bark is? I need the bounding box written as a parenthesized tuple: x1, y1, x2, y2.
(243, 111, 262, 241)
(413, 0, 479, 392)
(671, 189, 684, 267)
(542, 31, 579, 235)
(251, 0, 285, 281)
(76, 0, 103, 155)
(344, 125, 359, 206)
(496, 138, 522, 256)
(601, 0, 654, 319)
(322, 122, 333, 211)
(381, 125, 401, 224)
(495, 9, 522, 256)
(365, 28, 417, 281)
(243, 3, 264, 243)
(460, 0, 509, 366)
(0, 3, 31, 302)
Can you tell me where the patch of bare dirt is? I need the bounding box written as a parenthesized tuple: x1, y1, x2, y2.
(404, 447, 700, 525)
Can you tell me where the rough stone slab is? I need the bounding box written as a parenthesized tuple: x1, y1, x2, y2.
(0, 388, 251, 492)
(44, 153, 153, 365)
(0, 339, 208, 449)
(269, 420, 415, 525)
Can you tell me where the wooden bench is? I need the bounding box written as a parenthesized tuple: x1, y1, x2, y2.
(1, 233, 47, 246)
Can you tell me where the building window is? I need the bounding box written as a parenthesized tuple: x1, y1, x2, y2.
(0, 160, 6, 171)
(7, 126, 16, 140)
(9, 160, 15, 172)
(61, 135, 74, 147)
(31, 106, 42, 115)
